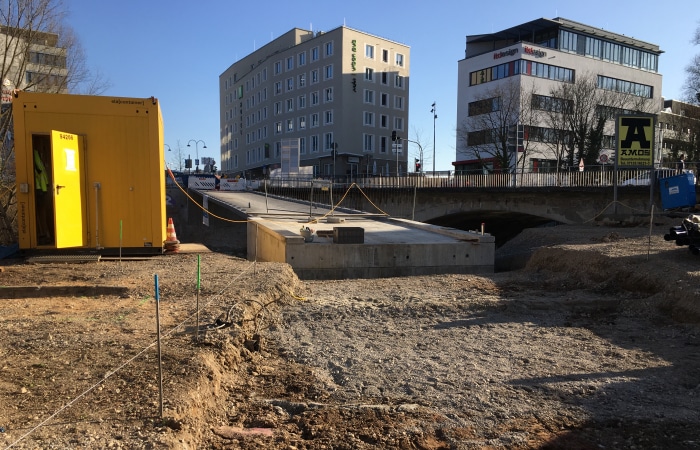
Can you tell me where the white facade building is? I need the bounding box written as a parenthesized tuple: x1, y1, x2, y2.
(219, 27, 410, 179)
(455, 17, 663, 174)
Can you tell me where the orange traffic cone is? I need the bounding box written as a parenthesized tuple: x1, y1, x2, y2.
(164, 218, 180, 253)
(165, 217, 178, 242)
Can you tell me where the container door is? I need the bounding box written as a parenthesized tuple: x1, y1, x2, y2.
(50, 130, 84, 248)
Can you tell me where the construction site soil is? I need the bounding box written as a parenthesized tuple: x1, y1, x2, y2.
(1, 217, 699, 449)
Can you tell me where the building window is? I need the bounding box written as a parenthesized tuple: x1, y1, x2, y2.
(311, 69, 319, 84)
(325, 41, 333, 57)
(395, 53, 404, 67)
(274, 81, 282, 95)
(299, 116, 306, 129)
(275, 142, 281, 158)
(298, 95, 306, 109)
(311, 113, 319, 127)
(298, 73, 306, 87)
(311, 135, 319, 153)
(380, 92, 388, 107)
(324, 64, 333, 80)
(468, 97, 501, 116)
(287, 119, 294, 132)
(311, 46, 319, 61)
(286, 98, 294, 112)
(274, 101, 282, 115)
(274, 61, 282, 75)
(469, 59, 574, 86)
(324, 87, 333, 102)
(365, 44, 374, 59)
(379, 136, 387, 154)
(300, 136, 306, 154)
(382, 49, 389, 63)
(394, 75, 404, 89)
(298, 52, 306, 66)
(532, 94, 572, 113)
(380, 114, 388, 128)
(597, 75, 653, 98)
(311, 91, 319, 106)
(394, 96, 404, 110)
(275, 122, 282, 134)
(324, 110, 334, 125)
(363, 134, 374, 152)
(324, 133, 334, 151)
(381, 72, 388, 85)
(364, 89, 375, 104)
(365, 67, 374, 81)
(286, 56, 294, 71)
(286, 77, 294, 91)
(364, 111, 374, 126)
(394, 117, 404, 131)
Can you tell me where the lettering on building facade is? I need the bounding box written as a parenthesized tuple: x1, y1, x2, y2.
(493, 48, 518, 59)
(523, 46, 547, 58)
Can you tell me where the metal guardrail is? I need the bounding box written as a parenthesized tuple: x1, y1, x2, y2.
(260, 168, 696, 190)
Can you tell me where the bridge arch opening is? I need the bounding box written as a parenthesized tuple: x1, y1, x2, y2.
(426, 211, 560, 248)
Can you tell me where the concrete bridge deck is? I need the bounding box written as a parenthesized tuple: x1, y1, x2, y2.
(195, 190, 496, 279)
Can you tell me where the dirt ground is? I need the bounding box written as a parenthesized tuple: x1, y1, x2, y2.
(1, 216, 699, 449)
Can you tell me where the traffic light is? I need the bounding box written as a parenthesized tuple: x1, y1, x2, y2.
(415, 158, 421, 172)
(391, 130, 397, 141)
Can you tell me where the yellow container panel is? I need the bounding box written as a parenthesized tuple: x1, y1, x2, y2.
(12, 92, 165, 252)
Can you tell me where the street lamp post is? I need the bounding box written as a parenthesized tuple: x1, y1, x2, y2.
(331, 142, 338, 183)
(396, 137, 400, 176)
(187, 140, 207, 173)
(164, 144, 180, 171)
(403, 138, 423, 174)
(431, 102, 437, 176)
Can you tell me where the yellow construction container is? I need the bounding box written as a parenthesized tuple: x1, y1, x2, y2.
(12, 91, 166, 254)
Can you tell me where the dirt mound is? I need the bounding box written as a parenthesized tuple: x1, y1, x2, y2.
(2, 221, 700, 449)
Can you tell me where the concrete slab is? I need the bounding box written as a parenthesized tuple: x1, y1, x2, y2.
(198, 189, 495, 279)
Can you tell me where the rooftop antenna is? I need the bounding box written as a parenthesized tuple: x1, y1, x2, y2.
(310, 22, 313, 32)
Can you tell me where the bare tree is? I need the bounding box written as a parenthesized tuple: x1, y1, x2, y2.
(0, 0, 108, 245)
(456, 78, 526, 173)
(409, 126, 428, 173)
(683, 22, 700, 104)
(166, 140, 189, 173)
(547, 72, 655, 170)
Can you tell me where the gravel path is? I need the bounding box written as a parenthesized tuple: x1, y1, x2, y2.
(264, 222, 700, 448)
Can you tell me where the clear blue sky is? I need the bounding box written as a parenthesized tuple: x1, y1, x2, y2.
(67, 0, 698, 172)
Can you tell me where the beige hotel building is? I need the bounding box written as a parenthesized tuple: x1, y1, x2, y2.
(219, 26, 410, 179)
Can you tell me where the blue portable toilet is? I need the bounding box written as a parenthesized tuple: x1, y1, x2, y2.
(659, 173, 696, 209)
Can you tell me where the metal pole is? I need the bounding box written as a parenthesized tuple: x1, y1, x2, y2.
(332, 142, 337, 184)
(396, 138, 400, 177)
(196, 255, 201, 342)
(432, 102, 437, 176)
(154, 274, 164, 419)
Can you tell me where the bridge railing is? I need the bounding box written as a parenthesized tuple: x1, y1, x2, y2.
(262, 168, 687, 190)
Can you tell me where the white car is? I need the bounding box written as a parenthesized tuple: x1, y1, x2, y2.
(620, 169, 680, 186)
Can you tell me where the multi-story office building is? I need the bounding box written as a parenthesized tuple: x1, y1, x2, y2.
(454, 17, 663, 174)
(1, 27, 68, 98)
(657, 99, 700, 166)
(219, 26, 410, 179)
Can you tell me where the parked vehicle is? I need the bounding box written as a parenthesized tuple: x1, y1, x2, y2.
(620, 168, 677, 186)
